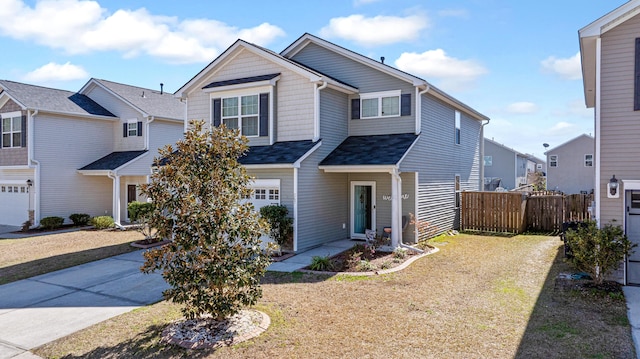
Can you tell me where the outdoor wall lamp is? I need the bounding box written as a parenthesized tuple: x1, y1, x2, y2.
(608, 175, 619, 199)
(26, 179, 32, 187)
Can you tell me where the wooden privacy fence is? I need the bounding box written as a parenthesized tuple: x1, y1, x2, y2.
(461, 191, 593, 234)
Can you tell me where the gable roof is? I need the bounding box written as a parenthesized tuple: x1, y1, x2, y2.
(175, 39, 358, 98)
(0, 80, 115, 118)
(80, 78, 184, 120)
(579, 0, 640, 108)
(319, 133, 418, 166)
(544, 134, 594, 154)
(78, 150, 148, 171)
(281, 33, 489, 122)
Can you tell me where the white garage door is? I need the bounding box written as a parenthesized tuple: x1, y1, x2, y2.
(0, 183, 30, 226)
(248, 179, 281, 248)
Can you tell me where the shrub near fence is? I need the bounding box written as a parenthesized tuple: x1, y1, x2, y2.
(461, 191, 592, 234)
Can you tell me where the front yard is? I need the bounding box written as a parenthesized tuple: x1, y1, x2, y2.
(30, 233, 634, 358)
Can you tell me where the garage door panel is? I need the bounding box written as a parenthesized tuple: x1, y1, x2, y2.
(0, 183, 30, 226)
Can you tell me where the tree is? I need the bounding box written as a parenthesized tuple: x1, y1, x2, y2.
(140, 120, 271, 320)
(565, 219, 636, 285)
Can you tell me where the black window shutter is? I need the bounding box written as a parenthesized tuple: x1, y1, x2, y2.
(123, 123, 128, 137)
(21, 115, 27, 147)
(212, 98, 221, 127)
(137, 121, 143, 136)
(259, 93, 269, 137)
(635, 38, 640, 110)
(401, 93, 411, 116)
(0, 116, 2, 148)
(351, 98, 360, 119)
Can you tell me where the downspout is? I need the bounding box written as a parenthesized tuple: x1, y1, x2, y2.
(107, 171, 124, 229)
(479, 119, 489, 190)
(415, 85, 430, 134)
(145, 116, 155, 150)
(28, 109, 40, 227)
(293, 166, 299, 252)
(313, 81, 328, 142)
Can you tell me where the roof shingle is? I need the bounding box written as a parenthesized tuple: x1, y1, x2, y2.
(320, 133, 419, 166)
(79, 151, 148, 171)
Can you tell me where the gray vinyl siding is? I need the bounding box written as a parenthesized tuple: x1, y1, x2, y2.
(599, 13, 640, 225)
(401, 93, 482, 239)
(546, 135, 595, 194)
(117, 119, 183, 176)
(483, 140, 517, 189)
(34, 114, 114, 221)
(84, 85, 145, 151)
(0, 103, 27, 166)
(294, 88, 350, 251)
(290, 43, 416, 136)
(185, 49, 316, 143)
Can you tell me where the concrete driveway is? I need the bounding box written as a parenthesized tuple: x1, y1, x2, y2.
(0, 225, 19, 236)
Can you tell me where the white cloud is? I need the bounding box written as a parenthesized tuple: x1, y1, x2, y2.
(23, 62, 88, 82)
(0, 0, 285, 64)
(548, 121, 578, 136)
(394, 49, 487, 90)
(541, 52, 582, 80)
(506, 102, 538, 114)
(319, 14, 429, 47)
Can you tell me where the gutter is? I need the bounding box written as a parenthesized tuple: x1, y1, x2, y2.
(145, 116, 155, 150)
(313, 81, 328, 142)
(28, 109, 40, 227)
(415, 85, 430, 134)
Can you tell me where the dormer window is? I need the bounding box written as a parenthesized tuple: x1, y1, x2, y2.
(122, 119, 142, 138)
(351, 91, 411, 119)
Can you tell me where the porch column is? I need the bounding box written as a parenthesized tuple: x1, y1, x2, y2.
(391, 169, 401, 248)
(111, 173, 121, 226)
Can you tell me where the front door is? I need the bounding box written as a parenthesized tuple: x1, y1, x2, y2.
(627, 191, 640, 285)
(127, 185, 137, 204)
(351, 181, 376, 239)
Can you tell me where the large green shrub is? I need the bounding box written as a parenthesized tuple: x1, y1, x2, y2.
(565, 219, 636, 285)
(140, 120, 270, 321)
(91, 216, 115, 229)
(40, 216, 64, 230)
(259, 204, 293, 247)
(69, 213, 90, 226)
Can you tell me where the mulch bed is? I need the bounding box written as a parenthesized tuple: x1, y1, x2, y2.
(306, 243, 425, 272)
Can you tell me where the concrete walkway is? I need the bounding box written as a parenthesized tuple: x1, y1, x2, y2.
(0, 239, 358, 358)
(624, 286, 640, 359)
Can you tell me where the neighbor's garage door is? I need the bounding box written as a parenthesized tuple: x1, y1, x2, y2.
(248, 179, 281, 212)
(0, 183, 29, 225)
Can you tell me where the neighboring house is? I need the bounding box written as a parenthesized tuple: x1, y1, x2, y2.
(0, 79, 184, 227)
(544, 134, 595, 194)
(579, 0, 640, 284)
(175, 33, 489, 252)
(483, 138, 540, 190)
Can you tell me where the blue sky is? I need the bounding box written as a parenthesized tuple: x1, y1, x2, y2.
(0, 0, 627, 158)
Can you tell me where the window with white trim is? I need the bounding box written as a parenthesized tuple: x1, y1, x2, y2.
(360, 90, 400, 118)
(454, 111, 461, 145)
(222, 94, 259, 137)
(2, 112, 22, 148)
(585, 154, 593, 167)
(549, 155, 558, 167)
(127, 120, 138, 137)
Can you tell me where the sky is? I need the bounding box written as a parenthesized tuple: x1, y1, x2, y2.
(0, 0, 628, 159)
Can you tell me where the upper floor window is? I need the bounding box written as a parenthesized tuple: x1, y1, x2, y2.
(454, 111, 461, 145)
(1, 112, 22, 148)
(360, 90, 401, 118)
(484, 156, 492, 166)
(222, 95, 259, 137)
(585, 154, 593, 167)
(122, 119, 142, 138)
(549, 155, 558, 167)
(536, 163, 543, 170)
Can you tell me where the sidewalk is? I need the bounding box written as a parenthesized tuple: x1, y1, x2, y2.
(0, 238, 357, 358)
(623, 286, 640, 359)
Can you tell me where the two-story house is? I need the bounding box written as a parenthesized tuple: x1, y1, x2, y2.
(483, 138, 543, 191)
(175, 33, 489, 252)
(0, 79, 184, 228)
(544, 134, 595, 194)
(580, 0, 640, 284)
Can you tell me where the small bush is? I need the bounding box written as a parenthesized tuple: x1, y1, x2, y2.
(309, 256, 334, 271)
(127, 201, 153, 222)
(40, 216, 64, 230)
(21, 220, 31, 232)
(260, 205, 293, 247)
(565, 219, 636, 285)
(91, 216, 115, 229)
(356, 259, 376, 271)
(393, 247, 408, 259)
(69, 213, 90, 226)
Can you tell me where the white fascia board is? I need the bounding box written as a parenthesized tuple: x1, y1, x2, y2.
(77, 170, 111, 176)
(248, 178, 280, 187)
(0, 165, 32, 170)
(80, 79, 148, 118)
(579, 1, 640, 38)
(0, 179, 32, 184)
(202, 76, 281, 94)
(397, 135, 420, 167)
(319, 165, 396, 173)
(243, 163, 295, 169)
(0, 92, 26, 110)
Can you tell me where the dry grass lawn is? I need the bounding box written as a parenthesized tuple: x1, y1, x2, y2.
(33, 234, 634, 358)
(0, 229, 143, 284)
